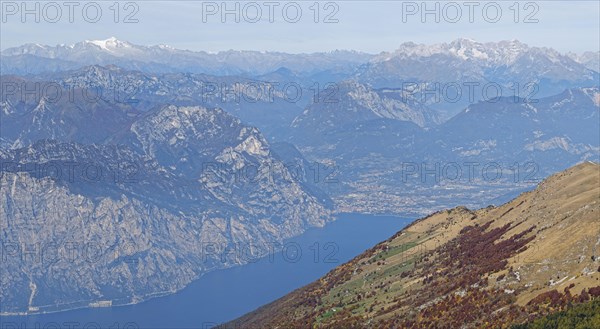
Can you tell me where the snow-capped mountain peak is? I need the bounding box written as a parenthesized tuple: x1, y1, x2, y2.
(83, 37, 132, 51)
(447, 38, 490, 60)
(375, 38, 537, 65)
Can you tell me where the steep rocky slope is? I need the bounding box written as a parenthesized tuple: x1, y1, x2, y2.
(230, 162, 600, 328)
(0, 104, 332, 314)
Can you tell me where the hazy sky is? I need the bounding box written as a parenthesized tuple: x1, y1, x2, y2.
(1, 0, 599, 54)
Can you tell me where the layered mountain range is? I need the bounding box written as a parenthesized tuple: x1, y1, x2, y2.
(2, 38, 597, 90)
(3, 37, 597, 120)
(356, 39, 599, 117)
(289, 84, 599, 215)
(0, 37, 371, 76)
(2, 58, 599, 215)
(1, 65, 311, 141)
(1, 37, 599, 316)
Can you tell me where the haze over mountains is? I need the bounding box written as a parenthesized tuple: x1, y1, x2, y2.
(363, 39, 597, 84)
(3, 37, 597, 124)
(3, 63, 598, 215)
(0, 37, 371, 76)
(1, 37, 599, 316)
(2, 38, 598, 83)
(291, 86, 599, 215)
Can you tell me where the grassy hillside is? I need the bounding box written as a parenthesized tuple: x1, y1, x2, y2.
(228, 162, 600, 328)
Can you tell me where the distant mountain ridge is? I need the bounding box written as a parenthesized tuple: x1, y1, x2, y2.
(569, 51, 600, 72)
(3, 38, 598, 81)
(0, 66, 308, 141)
(365, 38, 597, 79)
(1, 37, 373, 76)
(355, 39, 599, 117)
(375, 39, 565, 65)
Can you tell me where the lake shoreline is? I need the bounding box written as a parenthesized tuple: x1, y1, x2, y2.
(1, 213, 414, 328)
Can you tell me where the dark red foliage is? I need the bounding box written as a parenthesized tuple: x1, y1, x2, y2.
(589, 286, 600, 297)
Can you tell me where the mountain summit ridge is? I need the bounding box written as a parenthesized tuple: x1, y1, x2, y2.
(3, 38, 597, 77)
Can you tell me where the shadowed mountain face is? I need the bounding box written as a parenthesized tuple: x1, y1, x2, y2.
(289, 84, 599, 164)
(423, 88, 600, 164)
(0, 66, 308, 142)
(0, 100, 332, 314)
(229, 162, 600, 328)
(290, 85, 599, 215)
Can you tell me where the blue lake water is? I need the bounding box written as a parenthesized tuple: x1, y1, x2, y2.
(1, 213, 413, 329)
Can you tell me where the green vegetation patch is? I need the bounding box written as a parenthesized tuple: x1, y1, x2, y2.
(511, 298, 600, 329)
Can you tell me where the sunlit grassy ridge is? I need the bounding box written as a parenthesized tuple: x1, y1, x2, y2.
(229, 162, 600, 328)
